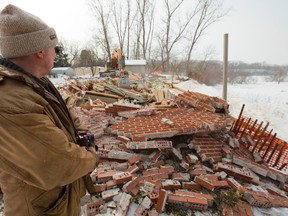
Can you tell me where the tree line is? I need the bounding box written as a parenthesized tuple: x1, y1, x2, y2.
(45, 0, 288, 85)
(55, 0, 227, 73)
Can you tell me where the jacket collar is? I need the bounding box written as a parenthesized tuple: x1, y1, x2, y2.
(0, 64, 59, 104)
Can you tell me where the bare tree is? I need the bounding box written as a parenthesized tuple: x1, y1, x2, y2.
(88, 0, 113, 64)
(270, 66, 288, 84)
(75, 49, 98, 76)
(60, 40, 82, 67)
(126, 0, 134, 59)
(85, 0, 227, 75)
(111, 0, 128, 53)
(135, 0, 155, 60)
(185, 0, 227, 74)
(158, 0, 194, 72)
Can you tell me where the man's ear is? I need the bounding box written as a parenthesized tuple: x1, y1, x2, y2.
(35, 51, 45, 59)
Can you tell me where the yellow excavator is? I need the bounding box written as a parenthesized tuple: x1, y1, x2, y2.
(102, 48, 126, 77)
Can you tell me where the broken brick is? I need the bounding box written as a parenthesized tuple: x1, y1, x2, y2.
(156, 189, 168, 213)
(128, 155, 142, 165)
(167, 194, 208, 211)
(83, 200, 105, 216)
(194, 176, 214, 191)
(123, 177, 143, 193)
(172, 173, 190, 182)
(113, 172, 132, 185)
(182, 181, 201, 191)
(162, 180, 181, 190)
(125, 163, 139, 173)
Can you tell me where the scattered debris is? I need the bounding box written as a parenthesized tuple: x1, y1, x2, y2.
(1, 74, 287, 216)
(54, 75, 287, 216)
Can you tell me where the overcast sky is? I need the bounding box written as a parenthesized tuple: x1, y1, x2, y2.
(1, 0, 288, 65)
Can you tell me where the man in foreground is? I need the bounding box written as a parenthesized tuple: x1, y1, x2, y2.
(0, 4, 99, 216)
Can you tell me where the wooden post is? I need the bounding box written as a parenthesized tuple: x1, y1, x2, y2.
(273, 145, 285, 167)
(252, 121, 264, 140)
(267, 143, 279, 164)
(223, 33, 228, 100)
(263, 133, 277, 160)
(252, 122, 269, 153)
(257, 129, 273, 154)
(240, 118, 251, 138)
(231, 104, 245, 132)
(248, 119, 258, 135)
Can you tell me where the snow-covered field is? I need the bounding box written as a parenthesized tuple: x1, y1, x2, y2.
(175, 77, 288, 142)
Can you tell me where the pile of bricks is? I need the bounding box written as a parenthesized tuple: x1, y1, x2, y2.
(71, 89, 288, 216)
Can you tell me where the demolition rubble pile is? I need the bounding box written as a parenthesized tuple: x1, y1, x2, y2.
(62, 75, 288, 215)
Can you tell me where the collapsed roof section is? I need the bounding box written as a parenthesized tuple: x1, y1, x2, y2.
(53, 75, 287, 215)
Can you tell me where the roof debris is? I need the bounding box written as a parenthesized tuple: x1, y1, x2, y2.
(2, 74, 286, 216)
(57, 74, 288, 216)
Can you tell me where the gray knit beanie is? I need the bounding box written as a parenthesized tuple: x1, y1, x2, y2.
(0, 4, 58, 58)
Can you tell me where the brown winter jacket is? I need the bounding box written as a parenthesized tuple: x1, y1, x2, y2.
(0, 64, 99, 216)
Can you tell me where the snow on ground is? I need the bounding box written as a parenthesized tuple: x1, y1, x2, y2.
(175, 77, 288, 142)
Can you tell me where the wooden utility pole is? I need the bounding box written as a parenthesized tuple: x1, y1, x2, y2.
(223, 33, 228, 100)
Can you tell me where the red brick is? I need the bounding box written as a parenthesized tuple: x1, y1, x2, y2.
(167, 194, 208, 211)
(159, 166, 174, 173)
(201, 174, 219, 182)
(214, 162, 255, 183)
(194, 176, 214, 191)
(148, 191, 159, 203)
(267, 194, 288, 208)
(128, 155, 142, 165)
(143, 168, 159, 177)
(222, 200, 254, 216)
(132, 136, 147, 142)
(151, 173, 169, 181)
(189, 169, 207, 177)
(151, 160, 165, 168)
(211, 180, 230, 188)
(123, 177, 142, 192)
(227, 178, 246, 193)
(97, 170, 120, 183)
(118, 143, 133, 152)
(182, 182, 201, 191)
(131, 187, 140, 197)
(280, 183, 288, 192)
(106, 180, 117, 189)
(117, 135, 130, 144)
(244, 191, 272, 207)
(126, 164, 139, 173)
(172, 173, 190, 182)
(113, 172, 132, 185)
(266, 185, 288, 198)
(85, 200, 106, 216)
(156, 189, 168, 213)
(94, 184, 106, 193)
(149, 151, 162, 162)
(143, 179, 161, 192)
(162, 180, 181, 190)
(174, 190, 214, 206)
(144, 179, 161, 188)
